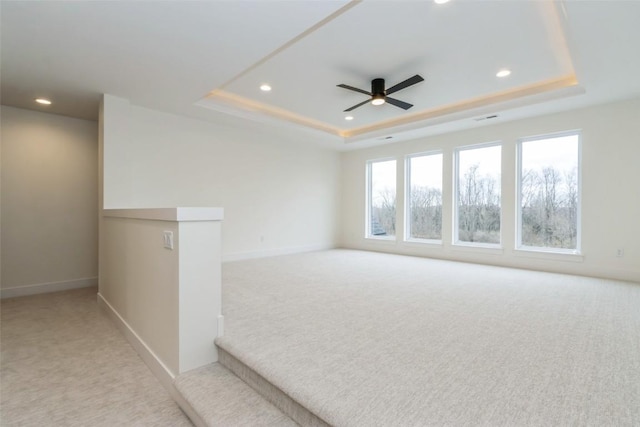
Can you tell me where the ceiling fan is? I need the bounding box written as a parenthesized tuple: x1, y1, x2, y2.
(337, 74, 424, 112)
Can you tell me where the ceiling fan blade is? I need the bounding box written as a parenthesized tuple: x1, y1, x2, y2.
(344, 99, 372, 112)
(385, 97, 413, 110)
(385, 74, 424, 95)
(337, 84, 371, 96)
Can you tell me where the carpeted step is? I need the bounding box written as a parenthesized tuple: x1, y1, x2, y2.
(216, 346, 330, 427)
(174, 363, 297, 427)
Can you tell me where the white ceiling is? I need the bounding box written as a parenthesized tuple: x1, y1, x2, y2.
(2, 0, 639, 150)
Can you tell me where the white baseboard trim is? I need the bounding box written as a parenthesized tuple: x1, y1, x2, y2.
(342, 244, 640, 283)
(97, 293, 208, 427)
(97, 293, 176, 385)
(222, 244, 336, 263)
(1, 277, 97, 299)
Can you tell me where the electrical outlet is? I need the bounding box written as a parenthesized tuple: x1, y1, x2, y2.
(616, 248, 624, 258)
(163, 231, 174, 250)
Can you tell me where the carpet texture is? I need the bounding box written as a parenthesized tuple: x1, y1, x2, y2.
(218, 348, 328, 427)
(217, 249, 640, 426)
(174, 362, 297, 426)
(0, 287, 192, 426)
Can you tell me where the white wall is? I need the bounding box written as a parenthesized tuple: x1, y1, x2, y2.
(100, 217, 180, 373)
(340, 98, 640, 282)
(99, 209, 223, 377)
(101, 95, 340, 260)
(1, 106, 98, 296)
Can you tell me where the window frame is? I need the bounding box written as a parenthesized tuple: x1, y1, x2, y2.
(453, 141, 503, 248)
(404, 150, 444, 244)
(516, 130, 582, 255)
(365, 157, 397, 241)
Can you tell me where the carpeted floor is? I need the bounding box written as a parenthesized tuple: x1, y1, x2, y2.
(217, 249, 640, 426)
(175, 362, 297, 426)
(0, 287, 192, 426)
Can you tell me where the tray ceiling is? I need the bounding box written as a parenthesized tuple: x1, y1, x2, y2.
(2, 0, 639, 149)
(198, 1, 577, 142)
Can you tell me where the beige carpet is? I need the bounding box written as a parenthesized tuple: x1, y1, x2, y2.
(217, 249, 640, 426)
(0, 287, 192, 427)
(175, 362, 297, 426)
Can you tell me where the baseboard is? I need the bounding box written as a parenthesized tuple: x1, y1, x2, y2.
(97, 293, 208, 427)
(1, 277, 97, 299)
(342, 243, 640, 284)
(97, 293, 176, 385)
(222, 244, 336, 263)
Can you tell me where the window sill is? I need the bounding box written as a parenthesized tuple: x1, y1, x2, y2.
(403, 238, 443, 248)
(451, 243, 504, 255)
(513, 248, 584, 263)
(365, 236, 397, 244)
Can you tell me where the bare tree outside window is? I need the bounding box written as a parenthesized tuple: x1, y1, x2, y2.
(407, 153, 443, 240)
(368, 159, 396, 237)
(455, 144, 502, 245)
(519, 133, 580, 251)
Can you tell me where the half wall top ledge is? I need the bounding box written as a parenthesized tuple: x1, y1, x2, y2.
(103, 207, 224, 222)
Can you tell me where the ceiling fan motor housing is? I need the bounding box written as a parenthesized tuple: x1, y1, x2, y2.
(372, 78, 386, 96)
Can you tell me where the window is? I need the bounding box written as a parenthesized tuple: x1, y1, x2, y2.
(406, 152, 443, 241)
(455, 143, 502, 245)
(517, 131, 580, 252)
(366, 159, 396, 238)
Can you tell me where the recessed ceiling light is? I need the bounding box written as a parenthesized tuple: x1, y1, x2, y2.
(35, 98, 52, 105)
(345, 115, 354, 121)
(434, 0, 450, 4)
(496, 69, 511, 78)
(260, 84, 272, 92)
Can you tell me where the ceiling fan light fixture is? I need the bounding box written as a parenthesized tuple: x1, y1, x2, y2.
(259, 84, 272, 92)
(371, 94, 386, 106)
(345, 115, 354, 121)
(496, 69, 511, 78)
(338, 75, 422, 111)
(35, 98, 52, 105)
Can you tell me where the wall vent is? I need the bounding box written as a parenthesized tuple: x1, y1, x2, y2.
(474, 114, 499, 122)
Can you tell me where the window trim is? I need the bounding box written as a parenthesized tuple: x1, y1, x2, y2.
(453, 141, 503, 248)
(516, 129, 582, 254)
(404, 150, 443, 244)
(365, 157, 397, 241)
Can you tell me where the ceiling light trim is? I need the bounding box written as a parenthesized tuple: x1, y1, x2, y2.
(342, 74, 579, 138)
(199, 75, 580, 143)
(544, 0, 577, 78)
(218, 0, 362, 90)
(200, 89, 343, 136)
